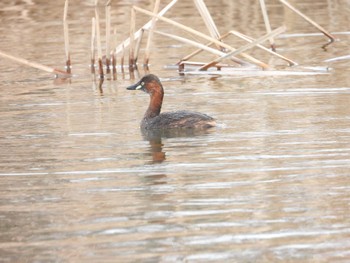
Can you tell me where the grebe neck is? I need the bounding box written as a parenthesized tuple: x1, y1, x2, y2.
(144, 89, 164, 119)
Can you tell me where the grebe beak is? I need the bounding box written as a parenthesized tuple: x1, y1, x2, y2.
(127, 81, 144, 91)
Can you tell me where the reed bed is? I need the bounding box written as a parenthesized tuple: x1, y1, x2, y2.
(89, 0, 335, 76)
(1, 0, 338, 80)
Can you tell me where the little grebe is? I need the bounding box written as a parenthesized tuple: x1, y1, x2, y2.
(127, 74, 216, 130)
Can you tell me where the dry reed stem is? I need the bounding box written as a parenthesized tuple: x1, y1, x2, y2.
(112, 26, 117, 78)
(143, 0, 160, 66)
(179, 60, 231, 68)
(0, 50, 70, 77)
(199, 26, 286, 70)
(129, 7, 136, 67)
(95, 0, 104, 78)
(259, 0, 275, 50)
(135, 29, 145, 63)
(153, 30, 226, 57)
(178, 29, 296, 66)
(63, 0, 71, 73)
(112, 51, 117, 79)
(279, 0, 335, 48)
(176, 33, 244, 65)
(177, 33, 246, 65)
(105, 0, 111, 73)
(114, 0, 177, 55)
(133, 6, 269, 69)
(121, 43, 125, 68)
(91, 17, 96, 73)
(193, 0, 221, 49)
(178, 44, 208, 64)
(229, 30, 297, 66)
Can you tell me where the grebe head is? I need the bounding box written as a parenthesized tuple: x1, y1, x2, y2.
(127, 74, 163, 95)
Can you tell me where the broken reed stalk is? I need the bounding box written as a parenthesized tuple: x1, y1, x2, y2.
(143, 0, 160, 66)
(0, 50, 70, 77)
(129, 7, 136, 67)
(95, 0, 104, 78)
(63, 0, 71, 73)
(259, 0, 275, 50)
(229, 30, 297, 66)
(177, 29, 297, 67)
(193, 0, 222, 49)
(199, 25, 286, 71)
(178, 42, 210, 64)
(91, 17, 96, 73)
(105, 0, 111, 73)
(114, 0, 178, 55)
(177, 34, 247, 66)
(279, 0, 335, 48)
(133, 6, 269, 69)
(153, 30, 227, 57)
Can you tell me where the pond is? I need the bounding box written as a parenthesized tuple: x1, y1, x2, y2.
(1, 0, 350, 262)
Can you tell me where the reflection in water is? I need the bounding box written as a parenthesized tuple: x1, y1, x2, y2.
(142, 127, 215, 140)
(142, 127, 215, 164)
(90, 73, 105, 94)
(146, 136, 166, 164)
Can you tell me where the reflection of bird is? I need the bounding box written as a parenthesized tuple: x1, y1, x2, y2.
(148, 138, 166, 164)
(127, 74, 216, 131)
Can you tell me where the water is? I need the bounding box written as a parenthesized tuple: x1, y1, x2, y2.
(1, 0, 350, 262)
